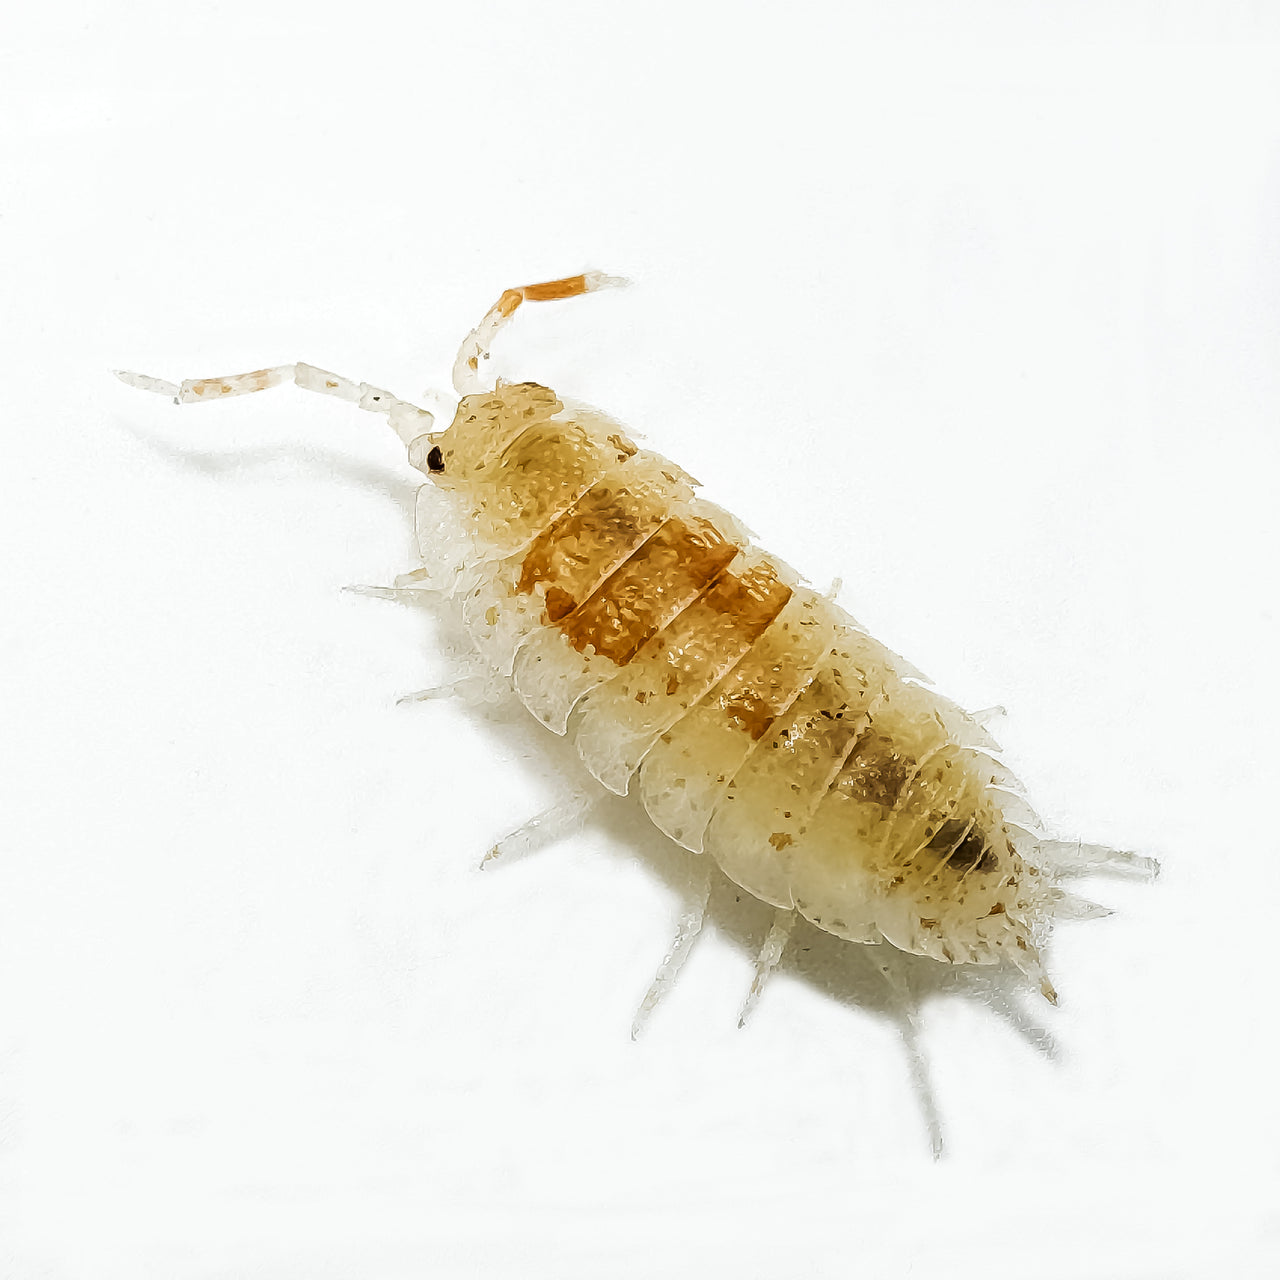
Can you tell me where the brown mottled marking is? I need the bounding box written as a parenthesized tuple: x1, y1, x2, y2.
(687, 595, 833, 747)
(544, 586, 577, 622)
(836, 731, 913, 808)
(516, 479, 665, 599)
(471, 420, 617, 547)
(952, 830, 998, 874)
(701, 560, 793, 625)
(437, 383, 565, 479)
(631, 560, 793, 720)
(566, 554, 797, 799)
(701, 655, 880, 892)
(754, 662, 874, 783)
(558, 517, 738, 665)
(924, 817, 996, 874)
(188, 368, 279, 397)
(925, 818, 971, 858)
(721, 689, 777, 741)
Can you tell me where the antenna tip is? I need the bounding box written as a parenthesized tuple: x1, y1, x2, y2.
(114, 369, 181, 399)
(583, 270, 631, 292)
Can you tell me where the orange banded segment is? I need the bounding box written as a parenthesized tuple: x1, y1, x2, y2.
(521, 274, 590, 303)
(568, 553, 796, 794)
(558, 517, 739, 665)
(494, 275, 591, 324)
(516, 478, 673, 604)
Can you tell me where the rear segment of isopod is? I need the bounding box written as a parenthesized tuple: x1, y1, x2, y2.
(781, 678, 1054, 984)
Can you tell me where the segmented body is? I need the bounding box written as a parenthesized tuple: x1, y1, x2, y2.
(118, 272, 1153, 1006)
(415, 380, 1053, 988)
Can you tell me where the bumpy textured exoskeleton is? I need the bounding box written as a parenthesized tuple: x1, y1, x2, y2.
(117, 273, 1156, 1013)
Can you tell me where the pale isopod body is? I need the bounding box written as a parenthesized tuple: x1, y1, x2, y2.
(117, 273, 1156, 1015)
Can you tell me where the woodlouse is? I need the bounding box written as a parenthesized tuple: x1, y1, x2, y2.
(116, 272, 1157, 1039)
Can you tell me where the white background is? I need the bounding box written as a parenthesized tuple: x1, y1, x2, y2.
(3, 3, 1279, 1277)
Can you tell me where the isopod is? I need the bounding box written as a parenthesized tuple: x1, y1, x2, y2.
(117, 273, 1157, 1043)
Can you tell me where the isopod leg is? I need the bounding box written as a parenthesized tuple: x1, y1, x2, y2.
(737, 908, 796, 1028)
(1035, 839, 1160, 882)
(480, 789, 601, 870)
(871, 950, 945, 1160)
(115, 362, 435, 446)
(1041, 886, 1113, 922)
(452, 271, 628, 396)
(345, 567, 446, 604)
(344, 582, 509, 707)
(397, 672, 504, 709)
(630, 859, 712, 1040)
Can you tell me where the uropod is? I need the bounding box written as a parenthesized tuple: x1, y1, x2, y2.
(117, 273, 1157, 1075)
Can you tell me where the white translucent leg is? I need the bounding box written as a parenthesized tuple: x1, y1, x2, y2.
(737, 908, 796, 1028)
(1036, 839, 1160, 882)
(1041, 886, 1113, 922)
(345, 567, 437, 604)
(630, 860, 712, 1039)
(398, 673, 502, 708)
(480, 789, 601, 870)
(872, 949, 945, 1160)
(1009, 946, 1059, 1007)
(452, 271, 628, 395)
(346, 563, 475, 607)
(347, 585, 415, 603)
(115, 362, 435, 448)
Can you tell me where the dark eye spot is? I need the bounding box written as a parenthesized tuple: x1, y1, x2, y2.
(426, 445, 444, 473)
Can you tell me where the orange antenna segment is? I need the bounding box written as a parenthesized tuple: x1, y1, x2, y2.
(453, 271, 628, 396)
